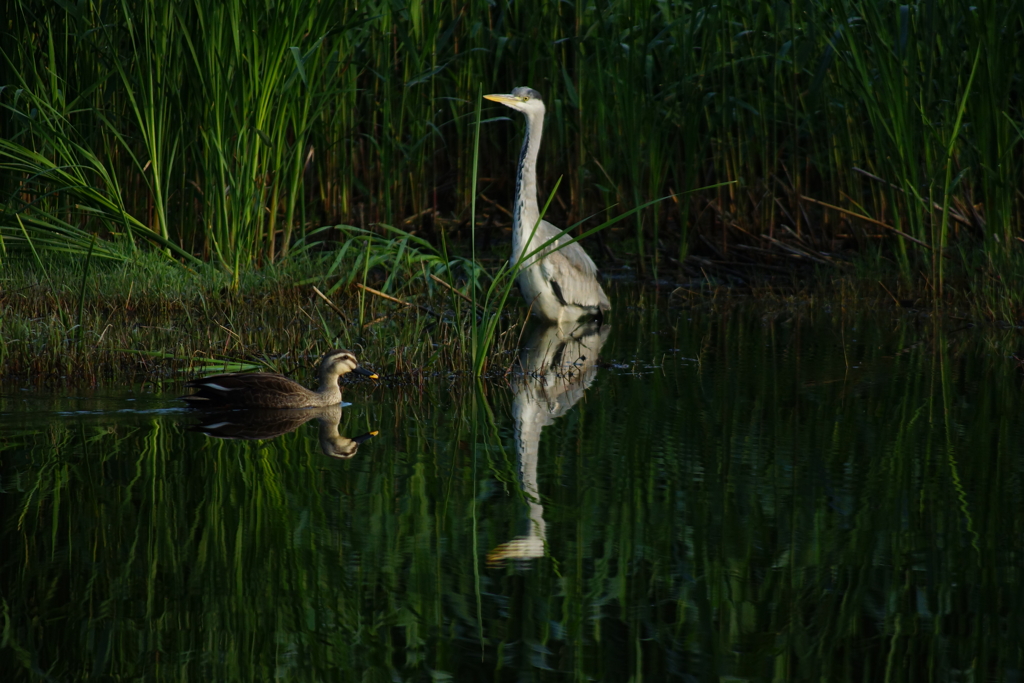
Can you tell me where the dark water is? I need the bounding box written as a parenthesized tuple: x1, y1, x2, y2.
(2, 298, 1023, 681)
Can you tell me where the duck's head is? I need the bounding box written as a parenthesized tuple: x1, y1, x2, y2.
(321, 349, 378, 380)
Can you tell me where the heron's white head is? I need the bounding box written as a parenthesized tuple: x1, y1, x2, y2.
(484, 86, 546, 117)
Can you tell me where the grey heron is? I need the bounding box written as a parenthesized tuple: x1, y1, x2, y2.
(484, 87, 611, 324)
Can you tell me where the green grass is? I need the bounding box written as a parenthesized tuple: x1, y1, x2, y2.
(1, 0, 1021, 309)
(3, 240, 1018, 388)
(0, 243, 524, 385)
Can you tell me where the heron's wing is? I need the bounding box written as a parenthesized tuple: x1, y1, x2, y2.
(537, 220, 611, 311)
(540, 219, 599, 277)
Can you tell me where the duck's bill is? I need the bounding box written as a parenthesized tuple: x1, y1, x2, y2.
(352, 431, 378, 444)
(353, 367, 378, 379)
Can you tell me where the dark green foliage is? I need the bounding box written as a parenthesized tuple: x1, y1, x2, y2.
(1, 0, 1022, 300)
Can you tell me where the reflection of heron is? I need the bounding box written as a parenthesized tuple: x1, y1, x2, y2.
(484, 87, 611, 324)
(190, 404, 377, 459)
(182, 350, 377, 409)
(488, 321, 610, 565)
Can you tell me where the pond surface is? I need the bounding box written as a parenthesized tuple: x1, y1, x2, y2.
(2, 297, 1023, 681)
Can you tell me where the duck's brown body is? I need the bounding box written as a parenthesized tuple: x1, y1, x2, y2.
(182, 350, 376, 409)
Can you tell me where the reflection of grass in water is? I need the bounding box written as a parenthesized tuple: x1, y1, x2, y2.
(3, 305, 1023, 679)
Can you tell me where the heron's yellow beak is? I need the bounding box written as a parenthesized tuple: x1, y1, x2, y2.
(484, 93, 517, 104)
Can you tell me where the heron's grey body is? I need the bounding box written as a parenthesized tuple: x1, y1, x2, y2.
(485, 87, 611, 324)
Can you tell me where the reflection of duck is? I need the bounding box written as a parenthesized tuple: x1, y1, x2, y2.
(488, 321, 610, 565)
(190, 404, 377, 459)
(182, 350, 377, 409)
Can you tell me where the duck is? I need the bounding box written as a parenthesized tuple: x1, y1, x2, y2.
(182, 349, 377, 409)
(484, 86, 611, 324)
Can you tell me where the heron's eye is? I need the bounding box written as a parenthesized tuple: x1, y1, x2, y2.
(523, 96, 530, 101)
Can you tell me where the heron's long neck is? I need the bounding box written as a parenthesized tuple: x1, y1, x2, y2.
(513, 398, 548, 542)
(512, 110, 545, 266)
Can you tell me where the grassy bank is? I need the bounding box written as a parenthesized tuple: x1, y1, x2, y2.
(3, 242, 1021, 389)
(0, 243, 530, 387)
(2, 0, 1022, 305)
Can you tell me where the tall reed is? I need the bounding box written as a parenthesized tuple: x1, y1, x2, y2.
(1, 0, 1021, 295)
